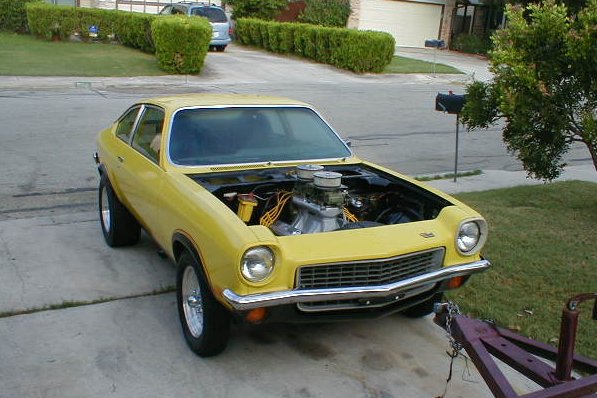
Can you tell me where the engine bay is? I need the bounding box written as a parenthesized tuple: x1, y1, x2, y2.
(190, 164, 451, 236)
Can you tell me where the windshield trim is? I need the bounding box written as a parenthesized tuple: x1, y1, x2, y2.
(165, 104, 354, 168)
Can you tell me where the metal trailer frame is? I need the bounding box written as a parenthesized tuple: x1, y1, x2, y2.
(434, 293, 597, 398)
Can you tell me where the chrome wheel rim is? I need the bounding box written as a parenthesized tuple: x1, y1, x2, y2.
(100, 187, 111, 233)
(182, 266, 203, 338)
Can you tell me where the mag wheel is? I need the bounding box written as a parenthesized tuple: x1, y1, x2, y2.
(177, 251, 230, 357)
(98, 174, 141, 247)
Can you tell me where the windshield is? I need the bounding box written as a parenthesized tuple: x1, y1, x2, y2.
(191, 7, 227, 23)
(168, 107, 352, 166)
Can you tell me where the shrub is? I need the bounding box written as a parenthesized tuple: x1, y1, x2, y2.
(25, 3, 212, 74)
(0, 0, 40, 33)
(112, 11, 156, 53)
(77, 8, 117, 41)
(236, 18, 394, 73)
(451, 33, 491, 55)
(299, 0, 350, 27)
(26, 3, 156, 52)
(26, 3, 77, 40)
(151, 16, 212, 74)
(332, 30, 395, 72)
(227, 0, 288, 20)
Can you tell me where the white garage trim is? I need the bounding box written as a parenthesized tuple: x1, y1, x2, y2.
(358, 0, 444, 48)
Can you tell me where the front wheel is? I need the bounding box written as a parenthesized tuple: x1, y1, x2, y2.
(176, 251, 231, 357)
(98, 174, 140, 247)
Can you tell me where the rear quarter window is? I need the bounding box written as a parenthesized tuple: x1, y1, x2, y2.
(191, 7, 227, 23)
(115, 106, 140, 143)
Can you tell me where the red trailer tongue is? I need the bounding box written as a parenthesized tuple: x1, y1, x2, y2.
(433, 293, 597, 398)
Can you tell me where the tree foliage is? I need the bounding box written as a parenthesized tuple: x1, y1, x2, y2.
(298, 0, 351, 27)
(227, 0, 288, 20)
(461, 0, 597, 180)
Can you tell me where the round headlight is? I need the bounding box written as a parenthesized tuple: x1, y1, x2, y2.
(456, 220, 485, 254)
(241, 247, 275, 282)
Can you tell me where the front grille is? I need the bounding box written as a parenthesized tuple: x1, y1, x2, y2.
(297, 248, 444, 289)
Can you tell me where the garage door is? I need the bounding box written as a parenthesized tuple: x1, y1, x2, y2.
(359, 0, 443, 48)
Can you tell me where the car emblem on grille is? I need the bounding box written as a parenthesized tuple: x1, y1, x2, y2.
(420, 232, 435, 238)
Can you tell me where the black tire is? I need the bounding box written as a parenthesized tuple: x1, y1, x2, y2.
(401, 293, 443, 318)
(176, 251, 231, 357)
(216, 45, 226, 52)
(98, 174, 141, 247)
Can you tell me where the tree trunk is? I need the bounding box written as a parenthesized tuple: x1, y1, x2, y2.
(586, 141, 597, 174)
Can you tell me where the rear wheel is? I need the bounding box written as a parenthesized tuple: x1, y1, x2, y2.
(176, 251, 231, 357)
(401, 293, 443, 318)
(98, 174, 141, 247)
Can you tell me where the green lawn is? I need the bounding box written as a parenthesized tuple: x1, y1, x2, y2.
(0, 32, 165, 77)
(384, 55, 462, 74)
(448, 181, 597, 359)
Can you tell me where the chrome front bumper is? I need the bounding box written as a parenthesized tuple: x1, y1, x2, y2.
(222, 259, 490, 311)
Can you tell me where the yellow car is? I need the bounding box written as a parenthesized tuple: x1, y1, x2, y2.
(95, 94, 489, 357)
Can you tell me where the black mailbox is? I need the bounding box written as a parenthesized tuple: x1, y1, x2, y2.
(425, 39, 445, 48)
(435, 93, 466, 114)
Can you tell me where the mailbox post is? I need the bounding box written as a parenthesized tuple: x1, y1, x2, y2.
(424, 39, 445, 77)
(435, 92, 466, 182)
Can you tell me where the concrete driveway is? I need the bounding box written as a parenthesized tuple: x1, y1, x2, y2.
(0, 44, 577, 398)
(0, 208, 538, 398)
(395, 47, 493, 82)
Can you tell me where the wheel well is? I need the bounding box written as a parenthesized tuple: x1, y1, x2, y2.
(173, 240, 186, 262)
(172, 233, 203, 268)
(172, 234, 218, 294)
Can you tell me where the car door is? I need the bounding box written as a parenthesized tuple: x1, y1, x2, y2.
(115, 105, 166, 237)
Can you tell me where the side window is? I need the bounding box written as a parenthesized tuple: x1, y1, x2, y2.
(131, 106, 165, 164)
(172, 6, 185, 15)
(159, 5, 172, 15)
(115, 106, 140, 143)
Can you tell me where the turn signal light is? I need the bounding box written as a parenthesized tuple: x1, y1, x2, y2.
(447, 276, 465, 289)
(246, 307, 267, 324)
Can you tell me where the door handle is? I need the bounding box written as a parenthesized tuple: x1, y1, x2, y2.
(117, 156, 124, 163)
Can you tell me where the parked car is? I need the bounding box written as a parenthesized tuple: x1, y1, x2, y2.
(95, 94, 490, 357)
(159, 2, 231, 51)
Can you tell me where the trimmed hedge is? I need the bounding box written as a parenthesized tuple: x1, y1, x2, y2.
(0, 0, 41, 33)
(26, 3, 155, 52)
(25, 3, 212, 74)
(152, 16, 212, 74)
(236, 18, 394, 73)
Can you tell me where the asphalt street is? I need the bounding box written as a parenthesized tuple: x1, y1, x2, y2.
(0, 44, 594, 398)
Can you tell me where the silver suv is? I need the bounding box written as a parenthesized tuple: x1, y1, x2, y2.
(159, 2, 232, 52)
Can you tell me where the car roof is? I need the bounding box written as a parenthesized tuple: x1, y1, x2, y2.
(141, 94, 311, 111)
(177, 2, 223, 8)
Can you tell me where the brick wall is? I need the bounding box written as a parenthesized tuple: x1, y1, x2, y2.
(439, 0, 456, 47)
(347, 0, 360, 29)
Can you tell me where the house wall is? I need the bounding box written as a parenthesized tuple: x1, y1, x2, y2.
(276, 1, 307, 22)
(347, 0, 361, 29)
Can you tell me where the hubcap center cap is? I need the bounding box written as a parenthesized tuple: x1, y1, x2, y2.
(187, 295, 201, 308)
